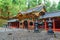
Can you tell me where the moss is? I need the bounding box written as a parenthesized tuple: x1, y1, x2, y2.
(0, 19, 7, 27)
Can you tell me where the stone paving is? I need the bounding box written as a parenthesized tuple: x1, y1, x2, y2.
(0, 28, 60, 40)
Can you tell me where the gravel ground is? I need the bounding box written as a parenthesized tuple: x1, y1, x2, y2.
(0, 28, 60, 40)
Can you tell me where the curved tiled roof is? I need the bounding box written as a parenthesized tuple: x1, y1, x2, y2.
(40, 11, 60, 19)
(20, 5, 44, 14)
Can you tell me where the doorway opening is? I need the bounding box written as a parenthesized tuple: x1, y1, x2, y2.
(23, 20, 28, 29)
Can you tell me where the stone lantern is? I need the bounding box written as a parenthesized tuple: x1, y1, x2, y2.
(47, 18, 54, 35)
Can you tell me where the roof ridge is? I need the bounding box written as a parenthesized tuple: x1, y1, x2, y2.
(27, 5, 43, 10)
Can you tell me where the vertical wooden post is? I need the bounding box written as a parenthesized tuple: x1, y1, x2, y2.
(44, 19, 47, 30)
(22, 20, 24, 29)
(53, 19, 55, 31)
(33, 18, 35, 30)
(28, 20, 30, 29)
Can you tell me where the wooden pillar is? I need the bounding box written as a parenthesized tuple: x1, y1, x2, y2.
(53, 19, 55, 31)
(28, 20, 30, 30)
(32, 19, 35, 30)
(22, 20, 24, 29)
(44, 19, 47, 30)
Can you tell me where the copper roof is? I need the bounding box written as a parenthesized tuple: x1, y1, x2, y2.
(40, 11, 60, 19)
(20, 5, 44, 14)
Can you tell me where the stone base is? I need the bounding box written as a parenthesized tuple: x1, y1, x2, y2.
(47, 30, 54, 35)
(34, 30, 40, 33)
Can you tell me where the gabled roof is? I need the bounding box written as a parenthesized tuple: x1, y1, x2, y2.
(40, 11, 60, 19)
(20, 5, 44, 14)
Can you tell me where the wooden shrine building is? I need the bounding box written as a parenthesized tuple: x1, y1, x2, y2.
(7, 4, 60, 32)
(8, 4, 46, 29)
(40, 11, 60, 32)
(8, 19, 20, 28)
(16, 5, 46, 30)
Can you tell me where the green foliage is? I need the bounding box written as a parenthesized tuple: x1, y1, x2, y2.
(30, 0, 37, 8)
(49, 2, 57, 12)
(0, 0, 20, 17)
(0, 19, 7, 27)
(30, 0, 42, 8)
(20, 0, 27, 11)
(45, 0, 51, 12)
(45, 0, 51, 7)
(46, 1, 57, 12)
(57, 1, 60, 10)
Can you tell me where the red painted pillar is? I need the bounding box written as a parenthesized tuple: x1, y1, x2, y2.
(53, 19, 55, 31)
(19, 22, 20, 28)
(44, 20, 47, 30)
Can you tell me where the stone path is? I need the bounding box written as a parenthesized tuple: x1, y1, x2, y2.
(0, 28, 60, 40)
